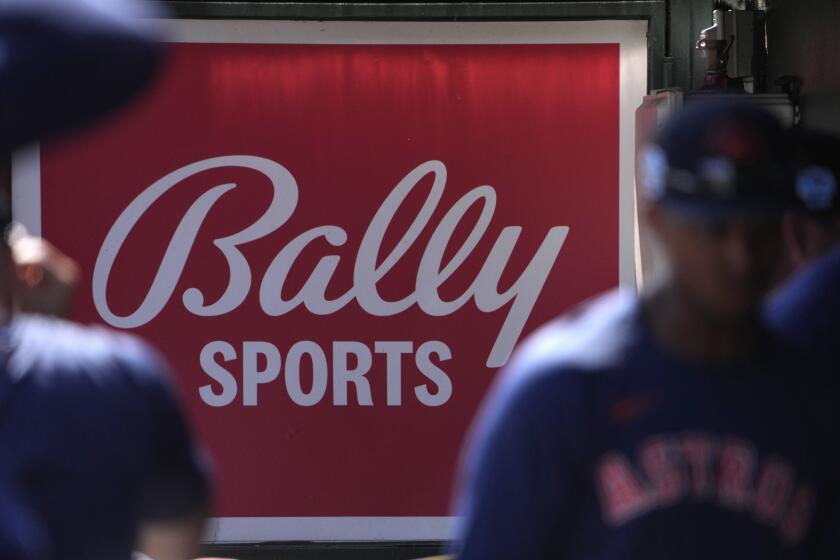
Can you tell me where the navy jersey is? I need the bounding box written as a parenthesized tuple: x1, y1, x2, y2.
(0, 484, 48, 560)
(0, 315, 209, 560)
(454, 290, 839, 560)
(766, 245, 840, 371)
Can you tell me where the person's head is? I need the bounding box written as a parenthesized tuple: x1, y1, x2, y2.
(781, 129, 840, 273)
(0, 0, 165, 151)
(0, 0, 165, 314)
(640, 100, 796, 323)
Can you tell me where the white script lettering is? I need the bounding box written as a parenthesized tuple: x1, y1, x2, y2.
(93, 157, 569, 368)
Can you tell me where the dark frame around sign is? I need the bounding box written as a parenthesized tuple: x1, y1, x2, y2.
(159, 1, 666, 91)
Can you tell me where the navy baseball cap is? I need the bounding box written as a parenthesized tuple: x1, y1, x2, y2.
(640, 99, 797, 220)
(792, 129, 840, 217)
(0, 0, 166, 151)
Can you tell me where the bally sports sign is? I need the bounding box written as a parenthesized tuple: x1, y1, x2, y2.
(94, 156, 570, 408)
(13, 20, 646, 541)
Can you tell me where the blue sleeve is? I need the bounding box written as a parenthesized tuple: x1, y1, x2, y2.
(452, 366, 586, 560)
(122, 338, 211, 521)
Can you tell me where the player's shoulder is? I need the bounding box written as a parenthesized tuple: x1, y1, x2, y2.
(471, 289, 641, 453)
(765, 246, 840, 358)
(509, 289, 640, 377)
(6, 314, 167, 386)
(495, 288, 641, 405)
(767, 246, 840, 324)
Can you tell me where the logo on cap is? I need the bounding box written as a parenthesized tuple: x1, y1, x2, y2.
(698, 157, 736, 197)
(707, 120, 765, 164)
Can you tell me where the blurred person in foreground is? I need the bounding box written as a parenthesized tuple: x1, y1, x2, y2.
(0, 1, 210, 559)
(452, 101, 838, 559)
(766, 130, 840, 371)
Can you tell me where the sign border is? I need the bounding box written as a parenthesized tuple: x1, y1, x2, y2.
(12, 18, 647, 543)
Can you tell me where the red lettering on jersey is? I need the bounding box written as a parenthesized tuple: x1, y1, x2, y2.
(717, 439, 755, 510)
(639, 436, 686, 506)
(596, 453, 654, 525)
(780, 486, 814, 544)
(681, 432, 717, 498)
(595, 433, 815, 536)
(754, 457, 795, 524)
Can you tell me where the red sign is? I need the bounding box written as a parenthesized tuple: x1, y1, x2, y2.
(20, 20, 644, 540)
